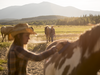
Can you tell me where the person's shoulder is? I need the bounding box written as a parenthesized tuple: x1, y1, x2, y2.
(16, 46, 23, 50)
(12, 45, 23, 51)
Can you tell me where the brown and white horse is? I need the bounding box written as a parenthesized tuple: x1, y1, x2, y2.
(44, 25, 100, 75)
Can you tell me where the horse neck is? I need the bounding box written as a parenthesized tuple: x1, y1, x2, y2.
(75, 38, 100, 75)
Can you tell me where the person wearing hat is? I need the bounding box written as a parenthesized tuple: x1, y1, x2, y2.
(7, 23, 67, 75)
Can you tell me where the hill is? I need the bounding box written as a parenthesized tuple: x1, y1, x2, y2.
(0, 2, 100, 19)
(0, 15, 67, 25)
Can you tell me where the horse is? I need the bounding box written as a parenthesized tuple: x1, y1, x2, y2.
(1, 26, 13, 42)
(44, 24, 100, 75)
(45, 25, 55, 42)
(45, 25, 51, 42)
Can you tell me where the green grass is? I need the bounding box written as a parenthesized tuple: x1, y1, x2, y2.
(55, 25, 91, 34)
(0, 67, 4, 71)
(0, 59, 7, 71)
(29, 25, 93, 42)
(0, 25, 93, 35)
(30, 25, 93, 34)
(0, 42, 11, 48)
(0, 59, 7, 65)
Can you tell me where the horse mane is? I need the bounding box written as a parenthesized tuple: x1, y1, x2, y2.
(79, 25, 100, 53)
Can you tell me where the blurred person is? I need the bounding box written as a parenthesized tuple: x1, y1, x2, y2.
(44, 25, 51, 42)
(7, 23, 65, 75)
(50, 25, 55, 42)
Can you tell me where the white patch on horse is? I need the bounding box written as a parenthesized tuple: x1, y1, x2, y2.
(83, 48, 89, 58)
(56, 47, 81, 75)
(45, 63, 56, 75)
(83, 38, 100, 59)
(94, 38, 100, 53)
(46, 57, 52, 63)
(58, 55, 67, 67)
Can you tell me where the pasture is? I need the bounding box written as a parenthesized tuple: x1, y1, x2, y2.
(0, 25, 93, 75)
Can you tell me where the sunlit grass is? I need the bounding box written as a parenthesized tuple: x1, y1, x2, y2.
(0, 42, 11, 48)
(31, 25, 92, 34)
(0, 59, 7, 65)
(0, 25, 92, 35)
(0, 59, 7, 71)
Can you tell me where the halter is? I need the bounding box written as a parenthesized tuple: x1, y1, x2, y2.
(58, 41, 70, 54)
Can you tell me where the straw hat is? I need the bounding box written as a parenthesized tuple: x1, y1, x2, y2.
(8, 23, 36, 41)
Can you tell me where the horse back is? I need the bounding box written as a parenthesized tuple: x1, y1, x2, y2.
(45, 26, 51, 36)
(1, 26, 13, 34)
(44, 39, 72, 75)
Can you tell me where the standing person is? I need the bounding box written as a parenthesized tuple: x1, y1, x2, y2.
(7, 23, 65, 75)
(50, 25, 55, 42)
(44, 25, 51, 42)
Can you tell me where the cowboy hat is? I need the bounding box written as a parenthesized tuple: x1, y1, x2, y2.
(8, 23, 36, 41)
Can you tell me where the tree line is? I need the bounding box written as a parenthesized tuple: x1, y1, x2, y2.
(1, 14, 100, 25)
(29, 14, 100, 25)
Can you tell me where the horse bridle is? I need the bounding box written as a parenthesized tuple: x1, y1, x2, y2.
(58, 41, 70, 54)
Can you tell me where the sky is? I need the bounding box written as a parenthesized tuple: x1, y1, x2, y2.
(0, 0, 100, 11)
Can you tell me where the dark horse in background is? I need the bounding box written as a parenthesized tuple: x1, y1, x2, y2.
(45, 25, 55, 42)
(45, 25, 51, 42)
(44, 24, 100, 75)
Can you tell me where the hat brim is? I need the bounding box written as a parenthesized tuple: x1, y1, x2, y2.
(8, 28, 37, 41)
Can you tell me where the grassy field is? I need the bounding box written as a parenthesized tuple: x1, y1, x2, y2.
(0, 25, 93, 42)
(29, 25, 93, 42)
(0, 25, 92, 34)
(0, 25, 93, 52)
(31, 25, 92, 34)
(0, 25, 93, 71)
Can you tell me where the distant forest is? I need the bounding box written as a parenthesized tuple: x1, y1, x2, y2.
(1, 14, 100, 25)
(29, 14, 100, 25)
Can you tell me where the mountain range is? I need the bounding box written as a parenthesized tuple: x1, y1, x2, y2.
(0, 2, 100, 20)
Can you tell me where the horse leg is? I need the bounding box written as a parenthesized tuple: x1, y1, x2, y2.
(49, 37, 50, 42)
(1, 33, 4, 42)
(46, 36, 48, 43)
(51, 36, 53, 42)
(47, 36, 49, 43)
(4, 35, 6, 42)
(3, 34, 6, 42)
